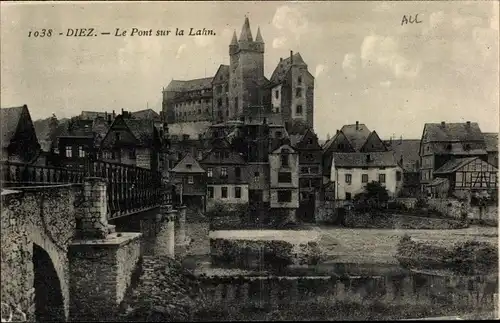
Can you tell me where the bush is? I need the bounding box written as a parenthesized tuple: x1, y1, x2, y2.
(444, 240, 498, 275)
(396, 236, 498, 275)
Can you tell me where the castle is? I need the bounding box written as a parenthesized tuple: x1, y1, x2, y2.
(162, 17, 315, 131)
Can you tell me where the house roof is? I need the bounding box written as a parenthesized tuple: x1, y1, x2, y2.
(428, 177, 449, 187)
(131, 109, 161, 120)
(1, 106, 25, 148)
(123, 118, 156, 145)
(423, 122, 484, 143)
(385, 139, 421, 172)
(165, 77, 213, 92)
(171, 153, 205, 173)
(434, 157, 479, 174)
(483, 132, 498, 152)
(332, 151, 399, 168)
(340, 123, 371, 151)
(269, 53, 307, 85)
(212, 65, 229, 83)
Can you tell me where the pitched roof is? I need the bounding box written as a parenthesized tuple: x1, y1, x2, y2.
(340, 123, 371, 151)
(123, 118, 156, 145)
(171, 153, 206, 173)
(428, 177, 449, 187)
(332, 151, 399, 168)
(483, 132, 498, 152)
(423, 122, 484, 143)
(385, 139, 421, 172)
(269, 53, 307, 85)
(434, 157, 479, 174)
(165, 77, 213, 92)
(1, 106, 25, 148)
(289, 134, 304, 147)
(131, 109, 160, 120)
(213, 65, 229, 83)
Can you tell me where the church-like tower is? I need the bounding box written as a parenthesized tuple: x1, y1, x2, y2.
(228, 17, 265, 119)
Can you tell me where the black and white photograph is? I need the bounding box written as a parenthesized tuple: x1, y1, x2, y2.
(1, 1, 499, 321)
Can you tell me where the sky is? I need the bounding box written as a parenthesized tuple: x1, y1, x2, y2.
(1, 1, 499, 140)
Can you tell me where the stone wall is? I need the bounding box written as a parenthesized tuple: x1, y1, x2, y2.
(199, 272, 498, 313)
(427, 198, 498, 223)
(69, 233, 142, 321)
(1, 184, 78, 321)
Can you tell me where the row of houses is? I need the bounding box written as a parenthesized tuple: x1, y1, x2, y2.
(1, 105, 498, 222)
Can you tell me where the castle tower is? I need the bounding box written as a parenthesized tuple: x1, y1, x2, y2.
(228, 17, 265, 120)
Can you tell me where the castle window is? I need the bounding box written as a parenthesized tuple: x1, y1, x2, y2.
(275, 107, 280, 113)
(296, 88, 302, 97)
(226, 97, 229, 107)
(198, 100, 201, 104)
(296, 105, 303, 115)
(221, 167, 228, 178)
(276, 131, 282, 139)
(235, 187, 241, 199)
(208, 187, 214, 198)
(226, 110, 229, 116)
(379, 174, 386, 183)
(298, 76, 302, 84)
(198, 109, 201, 114)
(218, 98, 222, 108)
(78, 146, 85, 158)
(362, 174, 368, 183)
(188, 176, 194, 184)
(235, 97, 239, 111)
(221, 187, 228, 198)
(205, 99, 209, 103)
(66, 146, 72, 158)
(275, 90, 279, 99)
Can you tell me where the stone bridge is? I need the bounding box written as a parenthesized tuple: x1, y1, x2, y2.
(1, 178, 187, 322)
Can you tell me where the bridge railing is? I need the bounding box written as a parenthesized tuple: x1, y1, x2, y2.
(1, 161, 85, 186)
(1, 160, 163, 219)
(86, 160, 163, 219)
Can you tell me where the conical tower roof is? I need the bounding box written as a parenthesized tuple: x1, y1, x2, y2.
(230, 30, 238, 46)
(255, 27, 263, 43)
(239, 16, 253, 42)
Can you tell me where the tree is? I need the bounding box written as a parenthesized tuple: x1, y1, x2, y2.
(354, 181, 390, 211)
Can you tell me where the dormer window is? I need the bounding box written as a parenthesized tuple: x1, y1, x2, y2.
(186, 164, 192, 169)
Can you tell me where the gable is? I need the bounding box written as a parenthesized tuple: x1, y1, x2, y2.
(360, 131, 387, 152)
(212, 65, 229, 84)
(324, 132, 355, 154)
(101, 117, 139, 148)
(294, 128, 322, 150)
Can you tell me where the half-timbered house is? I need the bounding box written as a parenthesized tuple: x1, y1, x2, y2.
(433, 157, 498, 199)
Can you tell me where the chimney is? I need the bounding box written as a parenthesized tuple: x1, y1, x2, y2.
(121, 108, 124, 115)
(107, 114, 111, 125)
(466, 121, 471, 127)
(113, 110, 116, 118)
(336, 129, 339, 134)
(290, 50, 293, 64)
(366, 154, 371, 163)
(280, 57, 283, 62)
(356, 121, 359, 130)
(441, 121, 445, 127)
(400, 135, 403, 144)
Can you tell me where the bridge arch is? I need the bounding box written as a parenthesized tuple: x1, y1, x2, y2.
(29, 228, 69, 321)
(32, 243, 64, 322)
